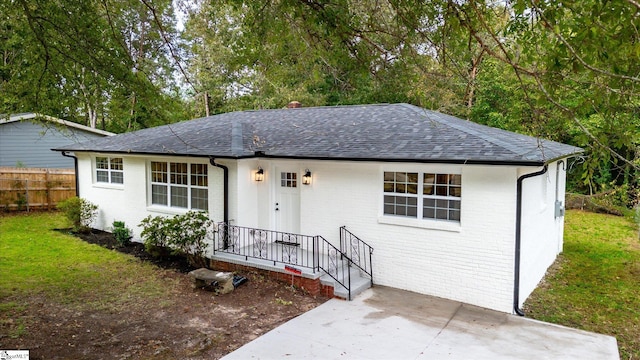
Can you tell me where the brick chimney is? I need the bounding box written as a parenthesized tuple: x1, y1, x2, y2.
(287, 101, 302, 109)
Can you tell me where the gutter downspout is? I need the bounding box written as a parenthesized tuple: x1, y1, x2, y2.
(555, 160, 566, 219)
(209, 157, 229, 248)
(514, 164, 548, 316)
(61, 151, 80, 197)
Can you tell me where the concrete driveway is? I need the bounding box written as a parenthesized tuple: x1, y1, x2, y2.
(222, 286, 619, 360)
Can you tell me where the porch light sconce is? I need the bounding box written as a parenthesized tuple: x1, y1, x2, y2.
(255, 167, 264, 182)
(302, 169, 312, 185)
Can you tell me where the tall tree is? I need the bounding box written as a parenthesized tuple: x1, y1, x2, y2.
(183, 0, 638, 200)
(1, 0, 187, 131)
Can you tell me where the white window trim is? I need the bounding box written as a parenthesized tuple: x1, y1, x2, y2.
(148, 160, 209, 212)
(94, 156, 124, 187)
(379, 169, 462, 232)
(377, 214, 461, 232)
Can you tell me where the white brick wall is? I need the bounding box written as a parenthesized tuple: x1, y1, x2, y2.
(77, 154, 223, 240)
(518, 161, 568, 307)
(238, 160, 521, 312)
(77, 154, 566, 313)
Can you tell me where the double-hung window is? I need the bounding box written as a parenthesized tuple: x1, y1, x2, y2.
(383, 171, 461, 222)
(150, 161, 208, 211)
(96, 157, 123, 184)
(383, 172, 418, 217)
(422, 173, 461, 221)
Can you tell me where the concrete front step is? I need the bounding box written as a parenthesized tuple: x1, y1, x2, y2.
(320, 267, 372, 300)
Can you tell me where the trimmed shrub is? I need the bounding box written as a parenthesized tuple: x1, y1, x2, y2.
(139, 211, 213, 267)
(112, 220, 132, 246)
(139, 215, 170, 256)
(57, 197, 98, 233)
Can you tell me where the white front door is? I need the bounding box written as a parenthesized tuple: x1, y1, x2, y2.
(275, 169, 301, 234)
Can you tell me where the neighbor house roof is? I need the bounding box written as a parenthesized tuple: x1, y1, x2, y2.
(54, 103, 582, 165)
(1, 113, 114, 137)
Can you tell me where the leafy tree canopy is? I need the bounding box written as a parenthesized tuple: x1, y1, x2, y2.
(2, 0, 638, 201)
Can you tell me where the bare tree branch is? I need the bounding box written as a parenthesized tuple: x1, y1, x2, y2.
(140, 0, 198, 94)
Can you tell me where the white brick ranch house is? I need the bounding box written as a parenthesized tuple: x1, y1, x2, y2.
(55, 103, 582, 314)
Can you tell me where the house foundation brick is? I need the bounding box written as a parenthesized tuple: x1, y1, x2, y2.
(208, 259, 329, 298)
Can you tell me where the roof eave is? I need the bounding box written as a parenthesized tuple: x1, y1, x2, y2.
(54, 148, 585, 167)
(4, 113, 115, 136)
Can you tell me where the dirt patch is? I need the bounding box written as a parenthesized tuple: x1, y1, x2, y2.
(1, 229, 327, 359)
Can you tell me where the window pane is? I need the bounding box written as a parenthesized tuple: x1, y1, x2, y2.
(384, 182, 394, 192)
(450, 186, 461, 197)
(423, 208, 435, 219)
(151, 162, 167, 183)
(384, 172, 394, 181)
(436, 209, 448, 219)
(450, 174, 461, 185)
(97, 170, 108, 182)
(407, 173, 418, 183)
(436, 186, 447, 196)
(191, 188, 208, 210)
(449, 210, 460, 221)
(96, 157, 108, 169)
(384, 195, 394, 204)
(397, 206, 406, 215)
(436, 174, 448, 184)
(423, 185, 434, 195)
(152, 184, 168, 205)
(407, 183, 418, 194)
(407, 206, 417, 217)
(111, 171, 124, 184)
(423, 173, 435, 184)
(408, 197, 417, 206)
(191, 164, 208, 187)
(384, 204, 394, 214)
(396, 183, 406, 193)
(450, 200, 461, 210)
(424, 198, 435, 207)
(170, 186, 188, 208)
(396, 172, 407, 182)
(436, 199, 449, 208)
(110, 158, 123, 170)
(170, 163, 188, 185)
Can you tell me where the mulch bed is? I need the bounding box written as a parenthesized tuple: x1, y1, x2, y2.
(60, 228, 197, 273)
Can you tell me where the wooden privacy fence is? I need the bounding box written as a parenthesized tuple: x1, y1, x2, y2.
(0, 167, 76, 211)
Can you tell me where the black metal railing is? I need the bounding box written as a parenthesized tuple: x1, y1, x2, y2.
(214, 223, 318, 270)
(213, 223, 371, 301)
(315, 237, 353, 300)
(340, 226, 374, 286)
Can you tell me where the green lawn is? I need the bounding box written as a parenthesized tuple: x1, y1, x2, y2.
(0, 212, 178, 335)
(525, 210, 640, 359)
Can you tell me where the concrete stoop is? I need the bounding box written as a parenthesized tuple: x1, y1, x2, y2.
(320, 267, 372, 300)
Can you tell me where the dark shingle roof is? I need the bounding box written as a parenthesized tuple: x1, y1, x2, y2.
(55, 103, 582, 165)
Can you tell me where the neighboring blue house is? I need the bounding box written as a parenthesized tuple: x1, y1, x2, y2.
(0, 113, 113, 168)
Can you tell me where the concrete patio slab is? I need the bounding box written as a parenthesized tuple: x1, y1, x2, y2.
(222, 286, 619, 360)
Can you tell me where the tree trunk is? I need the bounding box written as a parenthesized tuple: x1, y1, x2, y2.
(465, 50, 485, 112)
(204, 91, 210, 117)
(128, 92, 136, 131)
